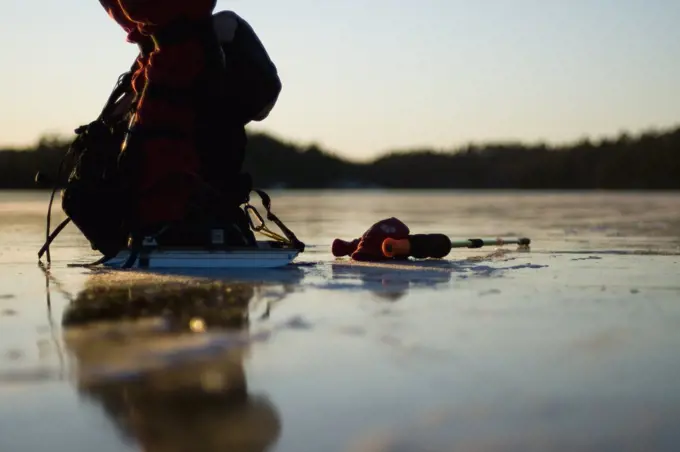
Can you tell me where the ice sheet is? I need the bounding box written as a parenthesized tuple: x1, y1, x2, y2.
(1, 190, 679, 452)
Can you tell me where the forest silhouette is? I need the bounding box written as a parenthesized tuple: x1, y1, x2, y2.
(1, 124, 679, 190)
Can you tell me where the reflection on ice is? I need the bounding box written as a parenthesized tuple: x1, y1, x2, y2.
(329, 262, 453, 301)
(57, 271, 295, 452)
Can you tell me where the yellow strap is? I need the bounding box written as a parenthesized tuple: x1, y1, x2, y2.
(245, 201, 295, 246)
(257, 226, 290, 244)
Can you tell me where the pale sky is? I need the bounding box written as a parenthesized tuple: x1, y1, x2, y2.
(2, 0, 679, 160)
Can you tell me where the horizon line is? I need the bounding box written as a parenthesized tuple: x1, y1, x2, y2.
(2, 121, 678, 163)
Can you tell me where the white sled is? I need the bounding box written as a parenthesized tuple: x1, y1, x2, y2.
(101, 241, 301, 269)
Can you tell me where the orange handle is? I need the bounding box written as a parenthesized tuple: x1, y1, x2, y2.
(382, 238, 411, 258)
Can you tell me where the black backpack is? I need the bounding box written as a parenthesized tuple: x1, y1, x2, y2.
(37, 72, 136, 263)
(214, 10, 282, 124)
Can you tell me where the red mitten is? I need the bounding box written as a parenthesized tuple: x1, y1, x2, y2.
(331, 238, 361, 257)
(351, 217, 410, 261)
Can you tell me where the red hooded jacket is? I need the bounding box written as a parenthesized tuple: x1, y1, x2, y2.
(96, 0, 219, 225)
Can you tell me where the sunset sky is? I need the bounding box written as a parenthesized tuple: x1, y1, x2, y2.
(2, 0, 678, 160)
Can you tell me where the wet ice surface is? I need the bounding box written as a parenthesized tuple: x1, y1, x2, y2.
(1, 190, 680, 452)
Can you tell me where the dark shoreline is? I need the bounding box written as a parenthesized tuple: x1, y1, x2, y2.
(2, 125, 679, 190)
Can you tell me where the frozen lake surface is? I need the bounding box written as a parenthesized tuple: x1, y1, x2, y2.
(1, 190, 679, 452)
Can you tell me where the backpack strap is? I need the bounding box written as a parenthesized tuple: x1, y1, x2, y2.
(37, 218, 71, 261)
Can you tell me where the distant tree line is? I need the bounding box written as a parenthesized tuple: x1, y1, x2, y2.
(1, 125, 679, 190)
